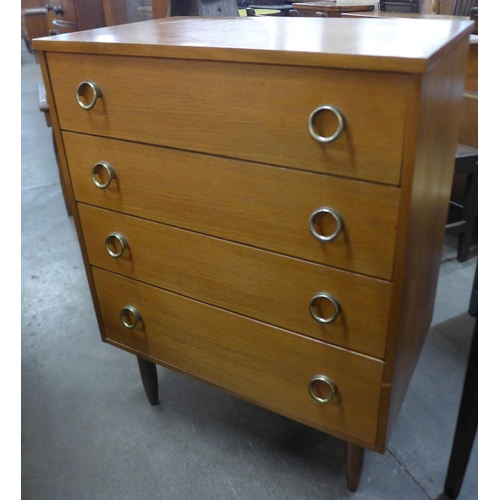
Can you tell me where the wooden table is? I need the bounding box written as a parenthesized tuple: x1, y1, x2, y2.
(292, 2, 375, 17)
(34, 16, 474, 493)
(341, 11, 469, 20)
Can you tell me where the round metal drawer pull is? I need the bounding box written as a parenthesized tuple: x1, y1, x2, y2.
(308, 207, 343, 242)
(76, 81, 102, 110)
(308, 105, 345, 144)
(309, 292, 341, 324)
(91, 162, 116, 189)
(120, 305, 141, 329)
(105, 232, 128, 259)
(308, 375, 337, 404)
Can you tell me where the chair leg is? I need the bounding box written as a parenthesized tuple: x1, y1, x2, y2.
(444, 320, 478, 498)
(457, 170, 478, 262)
(345, 442, 365, 492)
(137, 356, 159, 405)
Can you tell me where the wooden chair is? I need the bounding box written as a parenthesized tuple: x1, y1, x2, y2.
(445, 83, 478, 262)
(445, 144, 478, 262)
(443, 265, 477, 499)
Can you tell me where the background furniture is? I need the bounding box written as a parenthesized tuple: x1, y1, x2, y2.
(21, 7, 48, 54)
(247, 4, 292, 16)
(165, 0, 239, 16)
(38, 83, 72, 216)
(34, 16, 474, 493)
(342, 11, 479, 262)
(291, 2, 375, 17)
(103, 0, 154, 25)
(46, 0, 106, 34)
(379, 0, 419, 12)
(444, 266, 478, 499)
(445, 144, 478, 262)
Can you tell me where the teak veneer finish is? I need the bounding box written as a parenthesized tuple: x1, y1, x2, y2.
(48, 52, 407, 185)
(34, 17, 474, 492)
(94, 267, 385, 445)
(64, 132, 401, 279)
(79, 203, 393, 359)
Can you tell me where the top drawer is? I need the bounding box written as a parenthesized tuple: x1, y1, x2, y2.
(47, 52, 408, 185)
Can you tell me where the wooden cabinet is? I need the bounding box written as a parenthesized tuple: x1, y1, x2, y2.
(46, 0, 106, 34)
(21, 7, 48, 53)
(34, 16, 473, 492)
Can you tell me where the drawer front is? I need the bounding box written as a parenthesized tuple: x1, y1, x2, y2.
(93, 267, 384, 445)
(49, 53, 408, 185)
(79, 204, 392, 358)
(64, 133, 400, 280)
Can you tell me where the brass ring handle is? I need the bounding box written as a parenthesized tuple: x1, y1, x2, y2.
(308, 375, 337, 404)
(91, 162, 116, 189)
(309, 292, 341, 324)
(120, 305, 141, 329)
(308, 105, 345, 144)
(105, 232, 128, 259)
(76, 81, 102, 110)
(308, 207, 343, 242)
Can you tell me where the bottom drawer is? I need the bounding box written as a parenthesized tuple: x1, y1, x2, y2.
(92, 267, 384, 446)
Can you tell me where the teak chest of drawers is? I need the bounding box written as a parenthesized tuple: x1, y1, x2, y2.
(34, 16, 473, 492)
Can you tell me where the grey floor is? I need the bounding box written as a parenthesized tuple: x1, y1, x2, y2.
(21, 39, 478, 500)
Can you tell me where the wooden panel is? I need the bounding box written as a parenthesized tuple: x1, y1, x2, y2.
(102, 0, 130, 26)
(22, 0, 44, 7)
(152, 0, 169, 18)
(33, 17, 474, 75)
(63, 132, 400, 279)
(22, 8, 49, 51)
(457, 91, 478, 148)
(49, 53, 408, 185)
(376, 35, 472, 451)
(465, 39, 477, 93)
(93, 267, 384, 445)
(73, 0, 106, 30)
(79, 204, 393, 358)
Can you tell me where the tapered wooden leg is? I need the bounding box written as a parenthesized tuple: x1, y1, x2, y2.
(345, 442, 365, 492)
(137, 356, 159, 405)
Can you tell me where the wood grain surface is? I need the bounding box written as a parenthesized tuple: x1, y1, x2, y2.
(93, 267, 384, 445)
(49, 54, 408, 185)
(33, 17, 474, 74)
(79, 203, 393, 358)
(64, 132, 401, 279)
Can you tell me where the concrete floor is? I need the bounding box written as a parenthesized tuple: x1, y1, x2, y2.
(21, 39, 478, 499)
